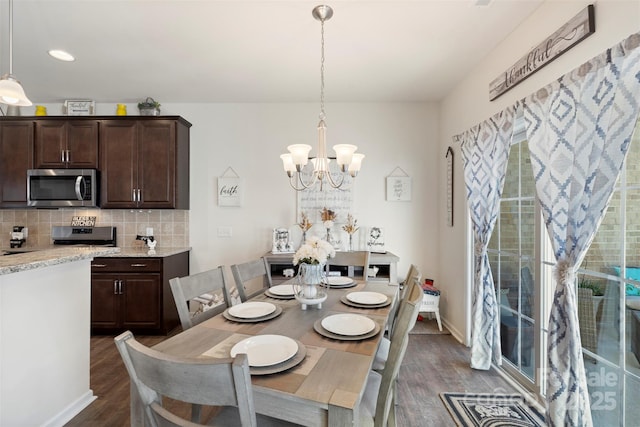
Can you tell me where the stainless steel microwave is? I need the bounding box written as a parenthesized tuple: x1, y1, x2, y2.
(27, 169, 98, 207)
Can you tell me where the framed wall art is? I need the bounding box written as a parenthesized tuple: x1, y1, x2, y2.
(217, 167, 242, 207)
(385, 167, 411, 202)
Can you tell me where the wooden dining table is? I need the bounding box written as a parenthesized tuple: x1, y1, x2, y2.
(133, 279, 399, 426)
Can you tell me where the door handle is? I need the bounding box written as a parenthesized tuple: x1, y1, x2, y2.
(130, 263, 147, 267)
(137, 189, 141, 203)
(118, 280, 123, 295)
(113, 280, 118, 295)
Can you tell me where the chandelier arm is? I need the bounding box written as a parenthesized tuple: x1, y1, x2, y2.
(287, 170, 319, 191)
(323, 167, 345, 189)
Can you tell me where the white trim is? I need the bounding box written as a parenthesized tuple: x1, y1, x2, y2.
(41, 390, 96, 427)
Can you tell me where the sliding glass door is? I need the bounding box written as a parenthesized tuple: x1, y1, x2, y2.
(486, 118, 640, 423)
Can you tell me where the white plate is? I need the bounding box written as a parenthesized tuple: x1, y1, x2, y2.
(230, 335, 298, 367)
(327, 276, 354, 286)
(228, 301, 276, 319)
(321, 314, 376, 336)
(346, 291, 387, 305)
(268, 284, 295, 296)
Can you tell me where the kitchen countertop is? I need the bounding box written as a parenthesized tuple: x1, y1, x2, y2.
(0, 246, 120, 276)
(99, 247, 191, 257)
(0, 246, 191, 275)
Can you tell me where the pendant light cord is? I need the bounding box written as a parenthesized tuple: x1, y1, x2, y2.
(319, 17, 326, 122)
(8, 0, 13, 74)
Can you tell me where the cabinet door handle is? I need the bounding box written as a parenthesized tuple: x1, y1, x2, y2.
(130, 263, 147, 267)
(132, 188, 136, 202)
(113, 280, 118, 295)
(137, 189, 141, 203)
(66, 150, 70, 163)
(92, 264, 107, 268)
(61, 150, 66, 163)
(118, 280, 123, 295)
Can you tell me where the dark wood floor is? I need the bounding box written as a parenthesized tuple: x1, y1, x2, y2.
(65, 324, 517, 426)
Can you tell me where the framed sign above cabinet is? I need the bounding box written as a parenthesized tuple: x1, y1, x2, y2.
(64, 100, 95, 116)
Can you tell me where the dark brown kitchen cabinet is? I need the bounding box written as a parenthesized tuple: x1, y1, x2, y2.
(34, 120, 98, 168)
(0, 120, 33, 208)
(99, 117, 190, 209)
(90, 251, 189, 335)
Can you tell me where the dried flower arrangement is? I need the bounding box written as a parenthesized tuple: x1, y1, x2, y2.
(320, 207, 337, 229)
(342, 213, 359, 235)
(298, 212, 313, 232)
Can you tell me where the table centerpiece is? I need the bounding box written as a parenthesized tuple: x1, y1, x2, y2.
(292, 236, 335, 310)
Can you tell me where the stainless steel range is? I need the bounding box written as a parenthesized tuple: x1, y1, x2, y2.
(52, 226, 117, 246)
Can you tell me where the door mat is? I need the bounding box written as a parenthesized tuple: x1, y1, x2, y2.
(409, 319, 450, 335)
(440, 393, 545, 427)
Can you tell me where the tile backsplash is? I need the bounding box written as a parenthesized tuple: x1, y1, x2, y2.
(0, 209, 189, 249)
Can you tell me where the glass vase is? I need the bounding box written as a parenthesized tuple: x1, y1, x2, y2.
(294, 263, 327, 310)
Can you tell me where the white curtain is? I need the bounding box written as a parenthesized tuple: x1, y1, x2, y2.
(523, 31, 640, 426)
(459, 105, 517, 370)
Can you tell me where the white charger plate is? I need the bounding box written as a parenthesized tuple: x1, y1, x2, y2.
(321, 313, 376, 336)
(346, 291, 387, 305)
(228, 301, 276, 319)
(327, 276, 354, 286)
(268, 284, 296, 296)
(230, 335, 298, 367)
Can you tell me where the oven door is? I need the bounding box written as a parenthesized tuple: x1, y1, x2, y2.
(27, 169, 98, 207)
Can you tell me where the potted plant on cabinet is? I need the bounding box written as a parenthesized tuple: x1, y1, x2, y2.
(137, 97, 161, 116)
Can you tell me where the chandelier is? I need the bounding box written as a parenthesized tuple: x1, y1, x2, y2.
(280, 5, 364, 191)
(0, 0, 32, 107)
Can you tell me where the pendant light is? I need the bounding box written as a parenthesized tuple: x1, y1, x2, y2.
(280, 5, 364, 191)
(0, 0, 32, 106)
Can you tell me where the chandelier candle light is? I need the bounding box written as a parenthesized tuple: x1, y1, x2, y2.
(292, 236, 335, 310)
(280, 5, 364, 191)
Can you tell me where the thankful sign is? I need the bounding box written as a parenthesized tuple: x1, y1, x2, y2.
(489, 5, 595, 101)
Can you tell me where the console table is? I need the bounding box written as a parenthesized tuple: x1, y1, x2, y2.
(264, 251, 399, 284)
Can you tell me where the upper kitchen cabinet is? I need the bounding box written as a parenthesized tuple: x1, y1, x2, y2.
(34, 120, 99, 168)
(0, 120, 33, 208)
(99, 117, 190, 209)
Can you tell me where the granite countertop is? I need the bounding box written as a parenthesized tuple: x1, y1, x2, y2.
(100, 247, 191, 258)
(0, 246, 191, 275)
(0, 246, 120, 276)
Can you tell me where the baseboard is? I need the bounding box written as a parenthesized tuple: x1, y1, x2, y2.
(42, 390, 96, 427)
(442, 318, 465, 345)
(491, 365, 545, 415)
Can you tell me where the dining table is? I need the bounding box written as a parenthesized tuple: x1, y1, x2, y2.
(131, 278, 399, 426)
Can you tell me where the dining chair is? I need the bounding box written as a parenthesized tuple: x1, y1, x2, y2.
(360, 280, 422, 426)
(231, 257, 273, 302)
(169, 266, 231, 331)
(373, 263, 421, 372)
(326, 250, 370, 280)
(114, 331, 299, 427)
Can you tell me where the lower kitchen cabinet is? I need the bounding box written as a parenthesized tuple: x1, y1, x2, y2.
(90, 251, 188, 335)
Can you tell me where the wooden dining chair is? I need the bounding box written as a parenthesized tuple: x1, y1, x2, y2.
(360, 280, 422, 426)
(169, 266, 231, 331)
(114, 331, 299, 427)
(326, 250, 370, 280)
(231, 257, 273, 302)
(373, 263, 421, 372)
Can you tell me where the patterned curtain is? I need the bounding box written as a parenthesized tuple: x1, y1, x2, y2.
(460, 105, 517, 370)
(523, 31, 640, 426)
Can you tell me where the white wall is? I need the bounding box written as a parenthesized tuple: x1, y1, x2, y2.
(439, 0, 640, 344)
(167, 102, 440, 286)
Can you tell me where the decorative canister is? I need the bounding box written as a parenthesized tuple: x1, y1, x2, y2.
(116, 104, 127, 116)
(35, 105, 47, 116)
(294, 263, 327, 310)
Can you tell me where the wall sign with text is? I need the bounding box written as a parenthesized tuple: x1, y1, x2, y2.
(489, 5, 594, 101)
(217, 169, 243, 207)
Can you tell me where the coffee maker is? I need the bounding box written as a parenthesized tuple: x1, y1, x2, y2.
(10, 226, 27, 248)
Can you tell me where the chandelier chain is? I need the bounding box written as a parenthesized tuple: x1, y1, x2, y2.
(319, 18, 326, 121)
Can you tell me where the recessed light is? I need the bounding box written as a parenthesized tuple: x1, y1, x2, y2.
(48, 49, 75, 62)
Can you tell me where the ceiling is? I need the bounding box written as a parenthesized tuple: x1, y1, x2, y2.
(1, 0, 544, 104)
